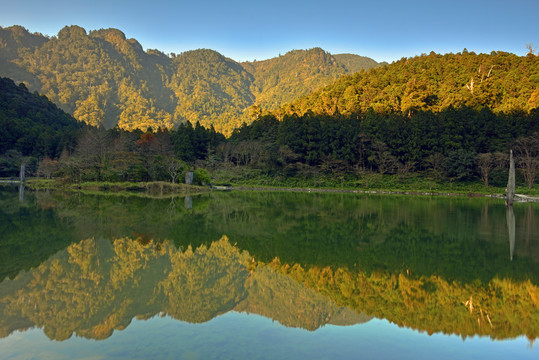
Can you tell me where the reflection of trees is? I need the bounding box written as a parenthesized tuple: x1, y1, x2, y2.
(0, 189, 76, 281)
(236, 265, 370, 331)
(158, 238, 249, 323)
(4, 189, 538, 286)
(0, 236, 363, 341)
(268, 259, 539, 341)
(1, 189, 538, 341)
(0, 232, 537, 342)
(202, 193, 539, 283)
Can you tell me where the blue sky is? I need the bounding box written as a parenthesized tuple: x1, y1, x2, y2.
(0, 0, 537, 62)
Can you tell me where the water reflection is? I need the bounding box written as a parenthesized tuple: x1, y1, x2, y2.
(0, 236, 369, 341)
(0, 187, 538, 344)
(18, 182, 24, 202)
(507, 206, 516, 261)
(184, 195, 193, 209)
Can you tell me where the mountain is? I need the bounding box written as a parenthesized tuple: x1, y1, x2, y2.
(169, 49, 256, 132)
(242, 48, 376, 111)
(0, 25, 382, 135)
(6, 26, 176, 130)
(0, 76, 81, 158)
(274, 50, 539, 117)
(334, 53, 385, 73)
(0, 25, 48, 87)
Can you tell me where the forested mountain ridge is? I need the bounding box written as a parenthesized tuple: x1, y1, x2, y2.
(241, 48, 382, 111)
(12, 26, 176, 130)
(0, 25, 382, 134)
(169, 49, 256, 132)
(275, 50, 539, 117)
(333, 53, 384, 73)
(0, 77, 81, 158)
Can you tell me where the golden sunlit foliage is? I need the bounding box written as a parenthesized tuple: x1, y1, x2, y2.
(0, 26, 381, 135)
(275, 51, 539, 118)
(0, 236, 362, 340)
(0, 232, 537, 341)
(268, 258, 539, 340)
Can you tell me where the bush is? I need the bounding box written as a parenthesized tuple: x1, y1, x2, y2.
(193, 168, 211, 185)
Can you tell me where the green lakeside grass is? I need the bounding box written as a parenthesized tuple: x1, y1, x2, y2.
(24, 179, 210, 197)
(15, 172, 539, 199)
(211, 168, 539, 197)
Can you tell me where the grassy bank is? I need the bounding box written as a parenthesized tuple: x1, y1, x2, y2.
(19, 170, 539, 200)
(211, 168, 539, 197)
(24, 179, 210, 197)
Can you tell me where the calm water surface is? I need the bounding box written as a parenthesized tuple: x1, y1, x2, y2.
(0, 187, 538, 359)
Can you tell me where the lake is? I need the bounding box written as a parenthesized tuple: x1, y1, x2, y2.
(0, 187, 538, 359)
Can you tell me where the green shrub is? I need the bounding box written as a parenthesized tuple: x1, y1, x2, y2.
(193, 168, 211, 185)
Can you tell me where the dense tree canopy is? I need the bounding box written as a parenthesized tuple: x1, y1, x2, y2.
(1, 26, 537, 187)
(0, 25, 381, 135)
(275, 51, 539, 118)
(0, 77, 81, 158)
(227, 108, 538, 177)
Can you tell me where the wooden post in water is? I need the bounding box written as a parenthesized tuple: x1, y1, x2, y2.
(506, 150, 515, 206)
(18, 164, 26, 202)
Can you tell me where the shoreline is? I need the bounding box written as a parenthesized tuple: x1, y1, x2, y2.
(10, 179, 210, 197)
(3, 179, 539, 202)
(229, 185, 539, 202)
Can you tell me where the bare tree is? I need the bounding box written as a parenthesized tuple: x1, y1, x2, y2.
(476, 153, 494, 187)
(424, 152, 446, 180)
(514, 133, 539, 188)
(166, 157, 185, 184)
(277, 145, 300, 167)
(136, 130, 174, 181)
(75, 128, 111, 181)
(320, 155, 349, 174)
(37, 157, 59, 179)
(370, 140, 398, 175)
(58, 150, 84, 184)
(526, 43, 536, 56)
(465, 77, 475, 94)
(216, 143, 233, 167)
(397, 161, 416, 177)
(493, 151, 508, 170)
(108, 133, 140, 180)
(232, 141, 266, 167)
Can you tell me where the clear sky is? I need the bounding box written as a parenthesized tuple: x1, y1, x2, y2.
(0, 0, 537, 63)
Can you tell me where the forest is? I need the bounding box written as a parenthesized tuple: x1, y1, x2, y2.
(0, 25, 381, 135)
(0, 24, 538, 191)
(1, 72, 538, 190)
(274, 50, 538, 118)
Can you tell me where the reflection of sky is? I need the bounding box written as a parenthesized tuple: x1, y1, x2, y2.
(1, 313, 536, 360)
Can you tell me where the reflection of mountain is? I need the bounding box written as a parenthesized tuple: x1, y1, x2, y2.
(0, 236, 369, 340)
(26, 189, 539, 283)
(268, 258, 539, 341)
(1, 188, 538, 341)
(0, 234, 537, 342)
(237, 265, 371, 330)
